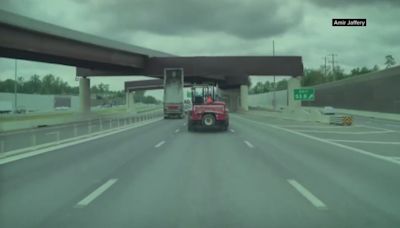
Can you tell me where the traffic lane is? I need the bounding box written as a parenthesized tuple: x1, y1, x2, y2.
(0, 119, 180, 228)
(38, 122, 330, 228)
(231, 114, 400, 227)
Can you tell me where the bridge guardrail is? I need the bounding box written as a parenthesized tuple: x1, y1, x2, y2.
(0, 109, 163, 155)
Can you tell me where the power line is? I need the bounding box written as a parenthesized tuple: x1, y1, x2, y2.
(327, 53, 338, 79)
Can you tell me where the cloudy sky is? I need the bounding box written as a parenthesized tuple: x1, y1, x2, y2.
(0, 0, 399, 94)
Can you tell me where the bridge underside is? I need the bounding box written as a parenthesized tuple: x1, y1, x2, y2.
(0, 10, 304, 113)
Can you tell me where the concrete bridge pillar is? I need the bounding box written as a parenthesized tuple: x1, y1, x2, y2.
(79, 77, 91, 113)
(288, 77, 301, 109)
(218, 88, 240, 112)
(240, 85, 249, 111)
(126, 91, 136, 113)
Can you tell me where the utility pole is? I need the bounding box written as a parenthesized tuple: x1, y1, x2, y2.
(14, 60, 18, 113)
(327, 53, 337, 80)
(323, 56, 327, 77)
(272, 40, 276, 111)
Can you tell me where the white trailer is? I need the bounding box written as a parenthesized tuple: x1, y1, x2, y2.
(163, 68, 184, 119)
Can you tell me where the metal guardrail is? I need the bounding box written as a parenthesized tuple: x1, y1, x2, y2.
(0, 109, 163, 154)
(329, 115, 353, 126)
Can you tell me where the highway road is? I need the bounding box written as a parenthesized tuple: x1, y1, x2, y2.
(1, 112, 400, 228)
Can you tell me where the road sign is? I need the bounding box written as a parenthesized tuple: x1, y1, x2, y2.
(186, 91, 192, 98)
(294, 88, 315, 101)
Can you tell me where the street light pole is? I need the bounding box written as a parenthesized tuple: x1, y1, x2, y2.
(14, 59, 17, 113)
(272, 40, 276, 111)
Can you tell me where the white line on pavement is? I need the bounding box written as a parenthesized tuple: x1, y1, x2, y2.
(244, 140, 254, 148)
(356, 124, 396, 132)
(75, 179, 118, 208)
(327, 139, 400, 145)
(155, 140, 166, 148)
(288, 179, 327, 209)
(295, 129, 393, 134)
(281, 125, 344, 129)
(233, 115, 400, 166)
(175, 129, 180, 133)
(183, 123, 187, 126)
(230, 129, 235, 133)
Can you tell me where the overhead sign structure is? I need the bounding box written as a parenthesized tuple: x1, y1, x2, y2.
(294, 88, 315, 101)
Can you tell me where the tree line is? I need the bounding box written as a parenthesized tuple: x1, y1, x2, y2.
(249, 55, 396, 94)
(0, 74, 160, 104)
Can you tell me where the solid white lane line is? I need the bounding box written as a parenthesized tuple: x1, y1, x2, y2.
(244, 140, 254, 148)
(75, 179, 118, 208)
(234, 115, 400, 166)
(327, 139, 400, 145)
(183, 123, 187, 126)
(155, 140, 166, 148)
(175, 129, 180, 133)
(296, 130, 393, 134)
(230, 129, 235, 133)
(281, 125, 344, 129)
(288, 179, 327, 209)
(356, 124, 395, 132)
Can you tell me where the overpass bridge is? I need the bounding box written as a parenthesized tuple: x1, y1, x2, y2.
(0, 9, 303, 113)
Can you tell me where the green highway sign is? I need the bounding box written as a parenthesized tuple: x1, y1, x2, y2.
(294, 88, 315, 101)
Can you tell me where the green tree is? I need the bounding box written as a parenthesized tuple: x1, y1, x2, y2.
(41, 74, 56, 94)
(276, 79, 288, 90)
(142, 95, 158, 104)
(24, 75, 42, 93)
(134, 90, 145, 102)
(301, 69, 325, 86)
(385, 55, 396, 68)
(0, 79, 15, 92)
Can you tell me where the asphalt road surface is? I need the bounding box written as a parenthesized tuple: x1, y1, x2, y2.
(1, 112, 400, 228)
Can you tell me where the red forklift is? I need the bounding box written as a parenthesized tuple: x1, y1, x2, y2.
(187, 84, 229, 131)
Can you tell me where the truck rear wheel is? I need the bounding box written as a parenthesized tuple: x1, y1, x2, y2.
(202, 114, 215, 127)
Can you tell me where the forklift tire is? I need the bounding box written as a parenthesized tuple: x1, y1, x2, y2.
(202, 114, 215, 127)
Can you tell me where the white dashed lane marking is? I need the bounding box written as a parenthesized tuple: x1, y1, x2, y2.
(288, 179, 327, 210)
(154, 140, 166, 148)
(75, 179, 118, 208)
(244, 140, 254, 148)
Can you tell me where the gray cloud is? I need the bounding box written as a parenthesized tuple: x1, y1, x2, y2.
(82, 0, 304, 40)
